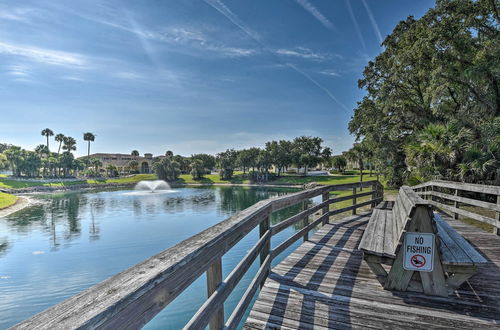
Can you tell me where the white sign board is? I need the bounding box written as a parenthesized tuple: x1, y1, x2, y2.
(403, 232, 435, 272)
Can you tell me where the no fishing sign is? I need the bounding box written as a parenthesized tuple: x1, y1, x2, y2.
(403, 232, 435, 272)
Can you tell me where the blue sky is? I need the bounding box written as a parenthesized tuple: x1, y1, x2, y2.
(0, 0, 434, 157)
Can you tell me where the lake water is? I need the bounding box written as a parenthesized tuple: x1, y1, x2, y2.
(0, 186, 313, 329)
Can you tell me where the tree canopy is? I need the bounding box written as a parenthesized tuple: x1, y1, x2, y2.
(349, 0, 499, 186)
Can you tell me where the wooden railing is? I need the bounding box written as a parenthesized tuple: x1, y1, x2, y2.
(12, 181, 383, 330)
(412, 180, 500, 235)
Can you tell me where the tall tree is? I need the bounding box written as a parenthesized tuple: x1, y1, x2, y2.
(349, 0, 500, 186)
(41, 128, 54, 152)
(62, 136, 77, 153)
(92, 158, 102, 173)
(216, 149, 237, 180)
(55, 134, 65, 154)
(153, 157, 181, 181)
(4, 146, 23, 176)
(83, 132, 95, 158)
(265, 140, 292, 176)
(131, 150, 139, 157)
(60, 151, 75, 177)
(190, 159, 205, 179)
(331, 155, 347, 173)
(191, 153, 216, 172)
(34, 144, 49, 157)
(292, 136, 323, 174)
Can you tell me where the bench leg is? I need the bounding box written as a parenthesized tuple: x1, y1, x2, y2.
(446, 273, 474, 292)
(446, 266, 477, 293)
(366, 260, 388, 285)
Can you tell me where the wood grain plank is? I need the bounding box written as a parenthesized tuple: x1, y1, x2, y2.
(247, 206, 500, 329)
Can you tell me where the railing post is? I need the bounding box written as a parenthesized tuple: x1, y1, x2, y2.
(454, 189, 460, 220)
(303, 200, 309, 241)
(206, 258, 223, 330)
(352, 187, 357, 215)
(322, 192, 329, 225)
(371, 182, 377, 208)
(259, 213, 270, 286)
(495, 195, 500, 236)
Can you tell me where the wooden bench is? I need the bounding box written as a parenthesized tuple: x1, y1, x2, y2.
(359, 186, 488, 297)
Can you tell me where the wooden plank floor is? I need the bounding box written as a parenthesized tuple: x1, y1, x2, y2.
(245, 211, 500, 329)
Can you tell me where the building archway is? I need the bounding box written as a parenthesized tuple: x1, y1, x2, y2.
(140, 162, 149, 173)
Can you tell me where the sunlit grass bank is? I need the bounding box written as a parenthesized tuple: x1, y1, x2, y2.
(0, 192, 18, 209)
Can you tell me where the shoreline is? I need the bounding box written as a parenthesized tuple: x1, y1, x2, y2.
(0, 196, 31, 217)
(0, 181, 305, 215)
(1, 181, 304, 195)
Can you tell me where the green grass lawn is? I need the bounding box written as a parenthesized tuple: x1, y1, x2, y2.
(0, 172, 382, 189)
(176, 172, 381, 187)
(0, 174, 157, 189)
(272, 173, 378, 186)
(176, 173, 251, 185)
(0, 192, 17, 209)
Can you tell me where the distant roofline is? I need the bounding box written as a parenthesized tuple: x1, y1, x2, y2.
(79, 153, 160, 158)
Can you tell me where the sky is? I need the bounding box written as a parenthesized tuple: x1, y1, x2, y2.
(0, 0, 434, 157)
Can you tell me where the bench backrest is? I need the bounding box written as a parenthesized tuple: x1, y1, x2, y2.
(390, 186, 431, 254)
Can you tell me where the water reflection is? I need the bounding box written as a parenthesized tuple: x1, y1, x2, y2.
(0, 238, 9, 257)
(2, 186, 300, 253)
(0, 186, 303, 329)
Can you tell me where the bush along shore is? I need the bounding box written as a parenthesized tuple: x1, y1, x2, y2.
(0, 181, 138, 194)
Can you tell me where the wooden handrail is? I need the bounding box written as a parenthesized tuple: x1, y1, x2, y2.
(413, 180, 500, 195)
(12, 180, 383, 330)
(412, 180, 500, 232)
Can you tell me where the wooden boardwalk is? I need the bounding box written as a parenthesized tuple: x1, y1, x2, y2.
(245, 211, 500, 329)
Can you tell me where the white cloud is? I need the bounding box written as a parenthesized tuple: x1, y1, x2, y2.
(275, 47, 334, 61)
(152, 26, 257, 58)
(0, 7, 37, 21)
(295, 0, 335, 30)
(319, 69, 340, 77)
(203, 0, 346, 109)
(7, 64, 30, 77)
(0, 41, 87, 67)
(113, 71, 144, 80)
(60, 76, 85, 82)
(58, 5, 256, 59)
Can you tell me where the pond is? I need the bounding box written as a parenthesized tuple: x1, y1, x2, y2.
(0, 186, 314, 329)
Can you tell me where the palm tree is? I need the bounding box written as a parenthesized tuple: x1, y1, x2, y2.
(91, 158, 102, 173)
(346, 143, 369, 190)
(55, 134, 65, 154)
(62, 136, 77, 153)
(41, 128, 54, 151)
(128, 160, 139, 173)
(131, 150, 139, 157)
(83, 132, 96, 158)
(34, 144, 49, 157)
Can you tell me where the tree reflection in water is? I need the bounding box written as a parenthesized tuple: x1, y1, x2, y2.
(2, 186, 301, 254)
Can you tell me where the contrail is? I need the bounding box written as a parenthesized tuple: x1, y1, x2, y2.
(203, 0, 348, 110)
(286, 63, 349, 111)
(124, 11, 163, 69)
(361, 0, 383, 45)
(295, 0, 335, 31)
(344, 0, 366, 52)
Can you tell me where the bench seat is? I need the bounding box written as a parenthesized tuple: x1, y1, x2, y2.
(359, 208, 395, 258)
(359, 186, 489, 296)
(434, 213, 488, 266)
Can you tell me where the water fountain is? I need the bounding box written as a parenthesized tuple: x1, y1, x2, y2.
(124, 180, 175, 195)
